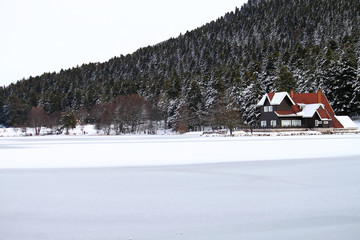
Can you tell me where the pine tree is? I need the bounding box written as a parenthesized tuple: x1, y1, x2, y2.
(274, 66, 297, 92)
(187, 81, 203, 111)
(61, 110, 77, 134)
(4, 95, 29, 127)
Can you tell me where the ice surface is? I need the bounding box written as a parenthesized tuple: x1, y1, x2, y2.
(1, 135, 360, 239)
(1, 157, 360, 240)
(1, 135, 360, 168)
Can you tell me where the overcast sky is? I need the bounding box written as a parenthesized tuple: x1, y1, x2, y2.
(0, 0, 247, 87)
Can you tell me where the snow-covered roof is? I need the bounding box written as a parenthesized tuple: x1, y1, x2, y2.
(256, 92, 295, 106)
(256, 95, 267, 106)
(335, 116, 358, 129)
(271, 92, 289, 105)
(297, 104, 324, 118)
(275, 112, 298, 117)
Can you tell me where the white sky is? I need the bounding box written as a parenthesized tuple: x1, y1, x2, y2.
(0, 0, 247, 87)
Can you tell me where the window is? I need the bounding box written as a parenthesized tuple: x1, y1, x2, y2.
(292, 120, 301, 127)
(264, 106, 273, 112)
(281, 120, 292, 127)
(315, 120, 322, 127)
(261, 121, 267, 127)
(281, 119, 301, 127)
(270, 120, 277, 127)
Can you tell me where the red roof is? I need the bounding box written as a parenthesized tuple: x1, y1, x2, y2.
(292, 93, 335, 115)
(276, 105, 301, 115)
(292, 91, 343, 128)
(265, 90, 344, 128)
(331, 116, 344, 128)
(267, 93, 275, 101)
(317, 109, 331, 120)
(291, 105, 301, 113)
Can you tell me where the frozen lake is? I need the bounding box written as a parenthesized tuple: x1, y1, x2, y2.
(1, 135, 360, 239)
(1, 134, 360, 168)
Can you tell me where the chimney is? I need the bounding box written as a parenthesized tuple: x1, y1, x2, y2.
(317, 89, 322, 103)
(290, 89, 294, 99)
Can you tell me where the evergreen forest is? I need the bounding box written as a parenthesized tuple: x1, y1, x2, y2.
(1, 0, 360, 133)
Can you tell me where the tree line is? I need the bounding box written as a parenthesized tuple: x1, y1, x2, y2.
(1, 0, 359, 130)
(24, 93, 244, 135)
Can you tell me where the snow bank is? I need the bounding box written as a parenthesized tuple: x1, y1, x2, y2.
(354, 119, 360, 129)
(0, 125, 175, 137)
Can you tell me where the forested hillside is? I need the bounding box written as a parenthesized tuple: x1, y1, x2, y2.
(1, 0, 360, 132)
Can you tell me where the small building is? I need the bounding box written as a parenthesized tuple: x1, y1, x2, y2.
(256, 89, 353, 129)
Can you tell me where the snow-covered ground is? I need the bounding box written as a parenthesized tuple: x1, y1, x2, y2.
(353, 119, 360, 129)
(1, 135, 360, 239)
(1, 119, 359, 138)
(0, 124, 176, 137)
(1, 134, 360, 168)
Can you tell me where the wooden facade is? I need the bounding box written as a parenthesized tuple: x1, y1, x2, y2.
(257, 90, 337, 129)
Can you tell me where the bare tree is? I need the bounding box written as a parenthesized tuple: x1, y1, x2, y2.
(114, 95, 149, 134)
(48, 111, 62, 131)
(175, 120, 188, 134)
(75, 109, 89, 125)
(96, 102, 115, 135)
(88, 104, 106, 124)
(26, 106, 50, 135)
(209, 94, 244, 136)
(174, 104, 203, 132)
(218, 109, 243, 136)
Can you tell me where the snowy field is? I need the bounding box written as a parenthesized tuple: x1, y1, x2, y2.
(1, 135, 360, 239)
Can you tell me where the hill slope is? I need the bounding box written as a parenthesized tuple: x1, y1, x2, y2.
(1, 0, 360, 129)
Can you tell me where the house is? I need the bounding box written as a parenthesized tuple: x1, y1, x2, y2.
(256, 89, 355, 129)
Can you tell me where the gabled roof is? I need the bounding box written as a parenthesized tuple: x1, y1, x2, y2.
(292, 93, 335, 115)
(256, 92, 295, 106)
(257, 89, 345, 128)
(297, 104, 324, 118)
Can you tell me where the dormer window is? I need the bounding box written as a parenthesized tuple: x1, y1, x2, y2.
(264, 106, 273, 112)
